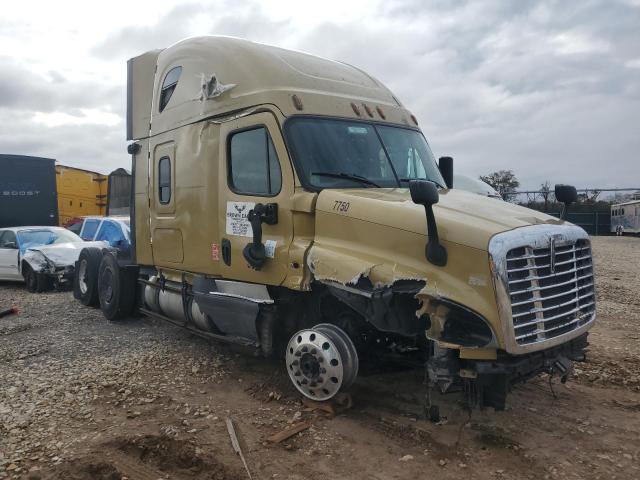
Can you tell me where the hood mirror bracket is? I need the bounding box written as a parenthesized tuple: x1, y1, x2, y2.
(409, 180, 447, 267)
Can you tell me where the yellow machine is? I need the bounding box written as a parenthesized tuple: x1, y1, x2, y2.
(55, 165, 106, 225)
(74, 37, 595, 410)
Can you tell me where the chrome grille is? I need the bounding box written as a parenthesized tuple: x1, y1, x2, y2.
(505, 239, 595, 346)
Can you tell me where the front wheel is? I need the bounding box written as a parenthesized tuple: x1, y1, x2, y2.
(23, 265, 48, 293)
(97, 253, 136, 321)
(285, 323, 359, 401)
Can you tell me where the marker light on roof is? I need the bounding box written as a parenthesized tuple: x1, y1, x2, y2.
(376, 106, 386, 120)
(351, 102, 361, 116)
(292, 94, 304, 111)
(410, 114, 419, 125)
(363, 104, 374, 118)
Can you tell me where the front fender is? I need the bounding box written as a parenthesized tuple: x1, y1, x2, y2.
(308, 210, 504, 347)
(22, 250, 52, 274)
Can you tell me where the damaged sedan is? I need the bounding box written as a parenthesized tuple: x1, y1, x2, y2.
(0, 226, 106, 292)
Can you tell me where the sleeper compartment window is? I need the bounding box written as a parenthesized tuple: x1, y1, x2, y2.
(159, 66, 182, 112)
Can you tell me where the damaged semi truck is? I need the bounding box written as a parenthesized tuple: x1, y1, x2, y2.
(75, 36, 596, 409)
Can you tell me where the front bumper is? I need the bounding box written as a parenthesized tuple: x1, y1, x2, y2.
(472, 332, 589, 384)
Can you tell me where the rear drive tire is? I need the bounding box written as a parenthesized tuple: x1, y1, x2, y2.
(97, 253, 136, 321)
(73, 248, 103, 306)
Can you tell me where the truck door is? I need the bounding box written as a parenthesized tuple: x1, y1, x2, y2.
(218, 112, 295, 285)
(149, 141, 183, 266)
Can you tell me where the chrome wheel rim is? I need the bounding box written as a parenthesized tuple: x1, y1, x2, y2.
(286, 323, 358, 401)
(78, 259, 89, 295)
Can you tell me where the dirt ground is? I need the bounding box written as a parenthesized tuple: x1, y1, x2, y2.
(1, 236, 639, 480)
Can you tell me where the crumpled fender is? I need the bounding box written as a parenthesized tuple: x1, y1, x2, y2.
(308, 207, 505, 347)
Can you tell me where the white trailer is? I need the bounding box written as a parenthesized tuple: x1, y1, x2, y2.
(611, 200, 640, 234)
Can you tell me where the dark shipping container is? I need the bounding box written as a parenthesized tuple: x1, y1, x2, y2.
(106, 167, 132, 216)
(0, 154, 58, 228)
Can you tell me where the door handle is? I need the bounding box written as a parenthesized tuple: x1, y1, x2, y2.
(221, 238, 231, 266)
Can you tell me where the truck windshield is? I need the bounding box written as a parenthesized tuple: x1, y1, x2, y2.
(285, 117, 446, 190)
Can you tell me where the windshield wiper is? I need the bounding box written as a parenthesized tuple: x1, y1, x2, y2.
(311, 172, 380, 187)
(399, 178, 446, 189)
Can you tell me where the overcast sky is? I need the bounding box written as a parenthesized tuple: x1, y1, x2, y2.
(1, 0, 638, 190)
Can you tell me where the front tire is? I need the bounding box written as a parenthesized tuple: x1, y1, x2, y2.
(286, 323, 359, 401)
(73, 248, 103, 306)
(97, 253, 136, 321)
(23, 265, 48, 293)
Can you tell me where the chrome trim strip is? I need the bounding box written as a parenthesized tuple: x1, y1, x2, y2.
(489, 224, 596, 355)
(212, 280, 274, 303)
(506, 254, 592, 273)
(509, 272, 593, 295)
(513, 301, 595, 328)
(508, 264, 592, 284)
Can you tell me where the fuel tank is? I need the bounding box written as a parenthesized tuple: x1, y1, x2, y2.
(143, 276, 212, 332)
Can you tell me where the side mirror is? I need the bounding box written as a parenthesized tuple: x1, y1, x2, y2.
(438, 156, 454, 189)
(555, 184, 577, 220)
(409, 180, 447, 266)
(410, 178, 439, 205)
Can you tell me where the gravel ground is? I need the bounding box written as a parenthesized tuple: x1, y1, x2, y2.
(0, 235, 639, 480)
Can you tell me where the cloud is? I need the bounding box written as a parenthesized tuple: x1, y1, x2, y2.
(291, 0, 640, 189)
(0, 0, 638, 190)
(91, 2, 292, 60)
(0, 56, 121, 113)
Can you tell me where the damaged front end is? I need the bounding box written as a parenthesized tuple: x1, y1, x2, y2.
(23, 241, 108, 291)
(421, 223, 596, 410)
(23, 249, 75, 290)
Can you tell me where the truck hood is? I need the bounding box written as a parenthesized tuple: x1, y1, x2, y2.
(316, 188, 563, 251)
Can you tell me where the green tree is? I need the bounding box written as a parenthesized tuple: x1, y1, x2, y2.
(479, 170, 520, 201)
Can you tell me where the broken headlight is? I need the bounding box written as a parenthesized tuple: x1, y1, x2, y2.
(424, 300, 497, 348)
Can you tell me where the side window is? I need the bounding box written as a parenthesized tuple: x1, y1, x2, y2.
(95, 221, 125, 246)
(80, 219, 100, 240)
(158, 156, 171, 204)
(0, 231, 17, 248)
(67, 222, 82, 235)
(159, 66, 182, 112)
(228, 127, 282, 196)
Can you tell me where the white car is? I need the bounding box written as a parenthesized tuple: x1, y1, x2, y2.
(0, 226, 106, 292)
(453, 174, 502, 199)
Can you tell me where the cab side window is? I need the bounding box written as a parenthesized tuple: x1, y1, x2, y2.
(228, 127, 282, 196)
(158, 156, 171, 204)
(159, 66, 182, 112)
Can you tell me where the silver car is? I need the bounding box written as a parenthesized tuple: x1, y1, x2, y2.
(0, 226, 106, 292)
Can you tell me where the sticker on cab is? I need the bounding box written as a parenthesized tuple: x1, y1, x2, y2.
(226, 201, 255, 237)
(264, 239, 277, 258)
(211, 243, 220, 261)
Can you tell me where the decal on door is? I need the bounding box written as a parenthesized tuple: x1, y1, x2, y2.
(226, 201, 255, 237)
(264, 239, 277, 258)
